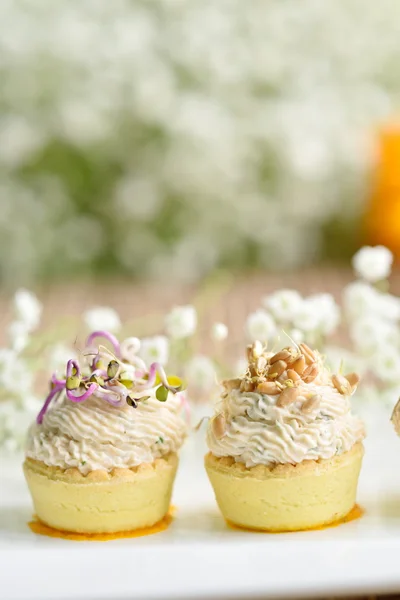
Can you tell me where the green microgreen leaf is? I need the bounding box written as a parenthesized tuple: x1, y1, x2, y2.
(107, 360, 119, 379)
(66, 375, 80, 390)
(156, 385, 168, 402)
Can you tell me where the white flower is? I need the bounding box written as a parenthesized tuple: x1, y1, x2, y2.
(374, 293, 400, 321)
(309, 293, 341, 335)
(211, 322, 228, 341)
(13, 289, 42, 331)
(350, 316, 398, 354)
(234, 358, 248, 377)
(246, 310, 276, 342)
(352, 245, 393, 282)
(287, 328, 304, 345)
(292, 293, 340, 335)
(0, 395, 41, 452)
(0, 349, 33, 394)
(325, 345, 367, 376)
(370, 348, 400, 384)
(120, 337, 141, 362)
(292, 298, 321, 333)
(263, 289, 303, 323)
(8, 321, 29, 353)
(165, 305, 197, 339)
(139, 336, 169, 367)
(48, 343, 74, 372)
(84, 307, 121, 332)
(344, 281, 400, 322)
(343, 281, 380, 320)
(185, 355, 216, 392)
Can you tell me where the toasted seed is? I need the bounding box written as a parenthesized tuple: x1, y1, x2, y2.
(345, 372, 360, 388)
(332, 374, 352, 395)
(212, 413, 226, 439)
(257, 381, 280, 395)
(270, 350, 291, 364)
(302, 363, 319, 383)
(240, 379, 255, 392)
(268, 360, 287, 378)
(246, 341, 263, 361)
(391, 398, 400, 435)
(252, 375, 266, 386)
(291, 355, 306, 375)
(285, 347, 299, 364)
(302, 394, 321, 414)
(299, 343, 316, 365)
(287, 368, 301, 382)
(277, 370, 288, 383)
(249, 363, 257, 377)
(222, 378, 241, 391)
(276, 386, 300, 408)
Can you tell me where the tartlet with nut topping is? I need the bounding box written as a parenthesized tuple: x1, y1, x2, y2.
(23, 331, 187, 534)
(205, 341, 365, 532)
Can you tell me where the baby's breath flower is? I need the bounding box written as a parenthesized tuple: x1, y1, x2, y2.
(165, 305, 197, 339)
(0, 395, 41, 452)
(344, 282, 400, 322)
(234, 358, 249, 377)
(292, 299, 322, 333)
(309, 293, 341, 336)
(211, 322, 228, 341)
(325, 346, 367, 376)
(287, 328, 304, 345)
(185, 355, 216, 392)
(120, 337, 141, 362)
(343, 281, 380, 321)
(350, 316, 398, 355)
(84, 307, 121, 333)
(13, 289, 42, 331)
(263, 289, 303, 323)
(370, 347, 400, 384)
(352, 246, 393, 283)
(139, 336, 169, 367)
(0, 350, 33, 395)
(8, 321, 29, 353)
(48, 343, 75, 372)
(246, 310, 276, 342)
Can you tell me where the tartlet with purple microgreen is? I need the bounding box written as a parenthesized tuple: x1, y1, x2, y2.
(205, 341, 365, 532)
(23, 331, 188, 534)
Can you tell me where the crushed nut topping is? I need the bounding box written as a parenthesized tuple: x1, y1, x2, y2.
(221, 341, 360, 414)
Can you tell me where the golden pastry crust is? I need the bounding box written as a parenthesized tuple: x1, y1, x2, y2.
(205, 443, 364, 531)
(205, 441, 364, 479)
(23, 453, 179, 533)
(24, 453, 177, 484)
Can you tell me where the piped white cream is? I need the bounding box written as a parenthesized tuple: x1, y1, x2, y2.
(26, 391, 187, 474)
(207, 382, 364, 467)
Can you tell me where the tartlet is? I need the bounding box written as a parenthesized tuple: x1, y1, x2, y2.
(205, 341, 365, 532)
(24, 331, 187, 534)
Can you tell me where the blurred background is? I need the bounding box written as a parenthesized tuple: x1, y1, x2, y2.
(1, 0, 400, 290)
(2, 7, 400, 600)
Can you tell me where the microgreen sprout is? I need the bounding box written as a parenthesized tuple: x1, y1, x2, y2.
(36, 331, 185, 423)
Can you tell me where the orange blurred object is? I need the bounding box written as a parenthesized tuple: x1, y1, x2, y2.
(367, 125, 400, 257)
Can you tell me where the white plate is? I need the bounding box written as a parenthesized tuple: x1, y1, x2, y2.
(1, 403, 400, 600)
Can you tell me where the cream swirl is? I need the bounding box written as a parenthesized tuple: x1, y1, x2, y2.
(26, 391, 187, 474)
(207, 383, 364, 467)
